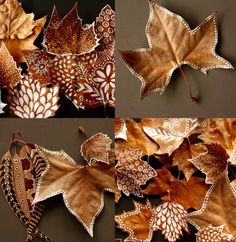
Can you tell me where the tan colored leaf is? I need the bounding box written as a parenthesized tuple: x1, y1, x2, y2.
(189, 143, 229, 184)
(116, 148, 157, 197)
(34, 145, 115, 237)
(0, 41, 21, 86)
(126, 118, 159, 156)
(115, 200, 155, 242)
(0, 0, 35, 39)
(120, 1, 233, 100)
(196, 225, 235, 242)
(143, 168, 209, 210)
(143, 118, 200, 155)
(7, 74, 60, 118)
(199, 118, 236, 165)
(187, 170, 236, 239)
(44, 3, 99, 55)
(81, 133, 112, 164)
(4, 16, 46, 62)
(140, 118, 163, 128)
(153, 202, 189, 242)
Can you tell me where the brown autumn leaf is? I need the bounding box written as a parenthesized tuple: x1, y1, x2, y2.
(187, 170, 236, 239)
(4, 17, 46, 62)
(34, 145, 115, 237)
(189, 143, 229, 184)
(199, 118, 236, 165)
(143, 167, 209, 210)
(0, 0, 35, 39)
(140, 118, 163, 128)
(115, 200, 155, 242)
(115, 139, 130, 159)
(120, 0, 233, 101)
(126, 118, 159, 156)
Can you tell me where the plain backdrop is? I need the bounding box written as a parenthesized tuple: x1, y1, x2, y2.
(116, 0, 236, 117)
(0, 119, 114, 242)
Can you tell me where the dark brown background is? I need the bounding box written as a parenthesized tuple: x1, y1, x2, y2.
(0, 119, 114, 242)
(0, 0, 115, 118)
(116, 0, 236, 117)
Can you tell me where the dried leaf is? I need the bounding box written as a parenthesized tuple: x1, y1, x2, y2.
(120, 1, 233, 100)
(44, 3, 99, 55)
(187, 170, 236, 239)
(140, 118, 164, 128)
(116, 148, 157, 197)
(0, 41, 21, 87)
(153, 202, 189, 242)
(34, 145, 115, 237)
(143, 168, 209, 210)
(143, 118, 200, 155)
(4, 16, 47, 63)
(126, 118, 159, 156)
(115, 200, 155, 242)
(0, 0, 35, 39)
(115, 139, 130, 159)
(7, 74, 60, 118)
(81, 133, 112, 164)
(196, 225, 234, 242)
(189, 143, 229, 184)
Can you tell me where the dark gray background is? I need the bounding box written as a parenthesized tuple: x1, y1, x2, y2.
(116, 0, 236, 117)
(0, 119, 114, 242)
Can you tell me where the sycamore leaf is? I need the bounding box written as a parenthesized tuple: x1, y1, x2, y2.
(126, 118, 159, 156)
(7, 74, 60, 118)
(120, 0, 233, 100)
(34, 145, 115, 237)
(44, 3, 99, 55)
(187, 170, 236, 239)
(116, 148, 157, 197)
(199, 118, 236, 165)
(80, 133, 112, 164)
(143, 168, 209, 210)
(0, 0, 35, 39)
(115, 200, 155, 242)
(0, 89, 6, 114)
(142, 118, 201, 155)
(4, 16, 47, 63)
(196, 225, 234, 242)
(189, 143, 229, 184)
(153, 202, 189, 242)
(0, 41, 21, 87)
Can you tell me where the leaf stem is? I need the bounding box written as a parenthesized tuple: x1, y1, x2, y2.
(179, 66, 198, 103)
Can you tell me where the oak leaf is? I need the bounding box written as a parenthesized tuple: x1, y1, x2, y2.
(187, 170, 236, 239)
(33, 141, 115, 237)
(115, 200, 155, 242)
(120, 1, 233, 100)
(143, 167, 209, 210)
(116, 148, 157, 197)
(153, 202, 189, 242)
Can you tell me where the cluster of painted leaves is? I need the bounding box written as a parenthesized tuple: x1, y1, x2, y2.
(115, 118, 236, 242)
(0, 132, 115, 241)
(120, 0, 233, 102)
(0, 0, 115, 118)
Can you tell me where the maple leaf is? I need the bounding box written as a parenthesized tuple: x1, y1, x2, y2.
(143, 168, 209, 210)
(196, 225, 235, 242)
(80, 133, 112, 164)
(0, 41, 21, 87)
(153, 202, 189, 242)
(4, 16, 47, 63)
(189, 143, 229, 184)
(125, 118, 159, 156)
(199, 118, 236, 165)
(115, 200, 155, 242)
(142, 118, 202, 155)
(116, 147, 157, 197)
(7, 74, 60, 118)
(44, 3, 99, 55)
(120, 0, 233, 101)
(187, 170, 236, 239)
(33, 143, 115, 237)
(0, 0, 35, 39)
